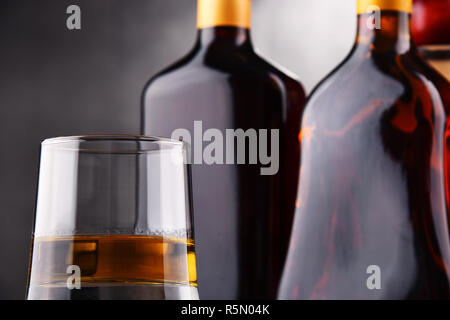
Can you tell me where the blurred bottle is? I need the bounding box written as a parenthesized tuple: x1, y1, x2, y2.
(279, 0, 450, 299)
(141, 0, 305, 299)
(412, 0, 450, 81)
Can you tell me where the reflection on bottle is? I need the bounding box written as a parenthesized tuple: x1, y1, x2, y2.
(27, 235, 197, 300)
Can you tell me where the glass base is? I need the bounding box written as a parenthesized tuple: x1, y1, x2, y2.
(27, 283, 199, 300)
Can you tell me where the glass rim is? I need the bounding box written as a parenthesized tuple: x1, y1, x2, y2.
(41, 135, 186, 153)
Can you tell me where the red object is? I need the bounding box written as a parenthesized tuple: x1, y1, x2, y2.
(412, 0, 450, 46)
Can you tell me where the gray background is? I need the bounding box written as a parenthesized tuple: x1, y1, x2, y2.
(0, 0, 355, 299)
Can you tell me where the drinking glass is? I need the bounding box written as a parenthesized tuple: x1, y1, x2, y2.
(26, 135, 198, 300)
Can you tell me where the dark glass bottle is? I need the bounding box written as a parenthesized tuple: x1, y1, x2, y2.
(279, 0, 450, 299)
(141, 0, 305, 299)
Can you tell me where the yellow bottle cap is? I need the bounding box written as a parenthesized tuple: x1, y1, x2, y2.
(197, 0, 251, 29)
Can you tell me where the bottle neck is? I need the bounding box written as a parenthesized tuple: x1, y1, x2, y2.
(355, 0, 414, 54)
(196, 0, 252, 48)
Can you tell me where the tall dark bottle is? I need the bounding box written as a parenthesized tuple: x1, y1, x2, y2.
(142, 0, 305, 299)
(279, 0, 450, 299)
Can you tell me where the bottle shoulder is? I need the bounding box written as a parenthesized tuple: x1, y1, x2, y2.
(305, 48, 450, 117)
(408, 51, 450, 108)
(142, 48, 199, 91)
(252, 51, 306, 96)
